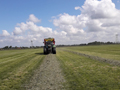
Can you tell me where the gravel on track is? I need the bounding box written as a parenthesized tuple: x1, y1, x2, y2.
(25, 54, 66, 90)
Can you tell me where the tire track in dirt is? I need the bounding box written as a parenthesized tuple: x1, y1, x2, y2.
(25, 54, 66, 90)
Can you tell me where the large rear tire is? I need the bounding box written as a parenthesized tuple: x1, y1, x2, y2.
(44, 47, 47, 54)
(52, 48, 56, 54)
(54, 50, 56, 54)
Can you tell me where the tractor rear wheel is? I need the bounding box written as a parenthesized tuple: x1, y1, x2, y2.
(52, 48, 56, 54)
(44, 47, 47, 54)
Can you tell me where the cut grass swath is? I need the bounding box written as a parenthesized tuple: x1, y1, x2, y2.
(0, 49, 45, 90)
(65, 44, 120, 61)
(57, 50, 120, 90)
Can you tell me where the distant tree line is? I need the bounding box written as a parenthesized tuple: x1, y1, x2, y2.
(87, 41, 115, 45)
(0, 46, 42, 50)
(0, 41, 119, 50)
(56, 41, 119, 47)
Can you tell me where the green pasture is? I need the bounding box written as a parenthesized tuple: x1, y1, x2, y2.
(65, 44, 120, 61)
(0, 44, 120, 90)
(56, 50, 120, 90)
(0, 49, 45, 90)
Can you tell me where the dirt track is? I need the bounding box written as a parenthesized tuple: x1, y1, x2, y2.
(25, 54, 66, 90)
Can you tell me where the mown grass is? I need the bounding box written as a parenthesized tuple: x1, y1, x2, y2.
(65, 44, 120, 61)
(0, 49, 45, 90)
(56, 50, 120, 90)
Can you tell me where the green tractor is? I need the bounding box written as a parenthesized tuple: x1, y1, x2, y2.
(43, 38, 56, 54)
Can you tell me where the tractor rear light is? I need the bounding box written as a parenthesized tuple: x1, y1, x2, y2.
(53, 39, 55, 44)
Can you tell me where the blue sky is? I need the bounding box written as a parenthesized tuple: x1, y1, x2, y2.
(0, 0, 85, 33)
(0, 0, 119, 33)
(0, 0, 120, 47)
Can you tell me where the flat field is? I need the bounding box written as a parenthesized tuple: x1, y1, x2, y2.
(0, 49, 45, 90)
(0, 44, 120, 90)
(65, 44, 120, 61)
(56, 44, 120, 90)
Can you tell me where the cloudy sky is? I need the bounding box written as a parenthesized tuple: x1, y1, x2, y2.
(0, 0, 120, 47)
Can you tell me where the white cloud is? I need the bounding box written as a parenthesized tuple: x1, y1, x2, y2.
(53, 13, 77, 26)
(1, 0, 120, 48)
(2, 30, 10, 36)
(17, 22, 28, 31)
(75, 6, 81, 10)
(86, 19, 104, 32)
(13, 27, 22, 35)
(52, 0, 120, 43)
(53, 13, 86, 36)
(81, 0, 119, 19)
(0, 40, 3, 42)
(13, 20, 53, 36)
(28, 14, 41, 23)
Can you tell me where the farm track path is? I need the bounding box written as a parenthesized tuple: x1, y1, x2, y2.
(25, 54, 66, 90)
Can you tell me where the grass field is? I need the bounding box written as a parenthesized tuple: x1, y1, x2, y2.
(0, 44, 120, 90)
(56, 44, 120, 90)
(0, 49, 45, 90)
(65, 44, 120, 61)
